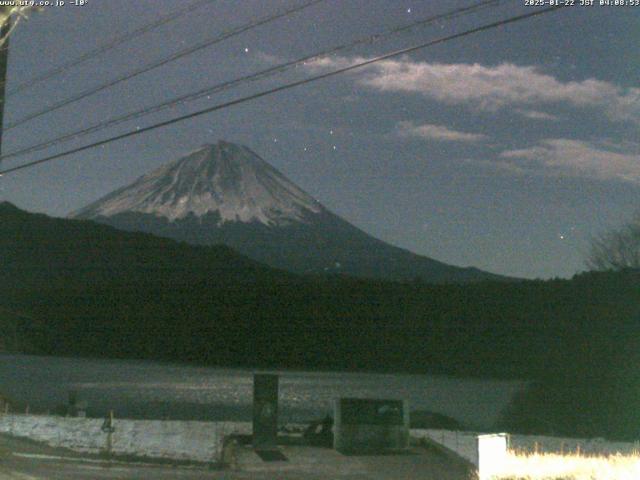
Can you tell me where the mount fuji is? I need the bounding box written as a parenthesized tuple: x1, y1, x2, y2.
(72, 141, 502, 283)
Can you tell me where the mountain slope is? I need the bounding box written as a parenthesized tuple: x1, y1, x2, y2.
(72, 141, 504, 283)
(1, 200, 284, 287)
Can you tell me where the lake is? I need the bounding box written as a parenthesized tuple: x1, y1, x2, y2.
(0, 354, 524, 429)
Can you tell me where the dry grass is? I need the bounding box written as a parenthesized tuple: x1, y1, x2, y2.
(490, 450, 640, 480)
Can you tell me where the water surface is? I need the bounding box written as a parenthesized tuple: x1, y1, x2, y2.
(0, 354, 523, 428)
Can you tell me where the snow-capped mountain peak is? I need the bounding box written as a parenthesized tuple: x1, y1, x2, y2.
(72, 141, 504, 283)
(73, 141, 323, 225)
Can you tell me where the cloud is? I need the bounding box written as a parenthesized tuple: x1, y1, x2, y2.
(396, 121, 487, 143)
(305, 57, 640, 124)
(465, 158, 529, 176)
(515, 109, 559, 121)
(254, 52, 282, 65)
(493, 139, 640, 185)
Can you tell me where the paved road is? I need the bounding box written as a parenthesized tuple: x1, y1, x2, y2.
(0, 434, 475, 479)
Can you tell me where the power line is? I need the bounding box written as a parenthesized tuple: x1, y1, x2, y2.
(5, 0, 217, 97)
(4, 0, 325, 130)
(0, 0, 504, 162)
(0, 5, 567, 177)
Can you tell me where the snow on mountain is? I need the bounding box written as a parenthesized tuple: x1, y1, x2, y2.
(72, 140, 506, 283)
(73, 141, 323, 226)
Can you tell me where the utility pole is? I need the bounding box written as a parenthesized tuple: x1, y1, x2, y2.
(0, 9, 11, 158)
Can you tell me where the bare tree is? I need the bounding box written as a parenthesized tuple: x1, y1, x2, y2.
(587, 213, 640, 271)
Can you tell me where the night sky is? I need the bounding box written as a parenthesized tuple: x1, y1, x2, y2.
(1, 0, 638, 279)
